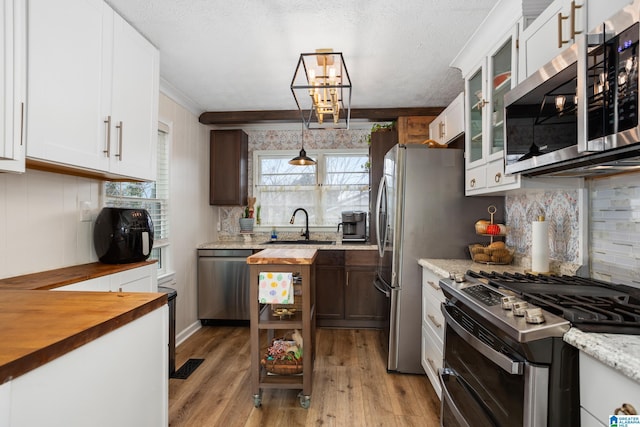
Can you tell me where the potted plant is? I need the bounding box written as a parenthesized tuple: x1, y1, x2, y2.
(239, 206, 254, 232)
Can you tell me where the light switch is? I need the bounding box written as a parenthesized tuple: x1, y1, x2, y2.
(80, 201, 92, 222)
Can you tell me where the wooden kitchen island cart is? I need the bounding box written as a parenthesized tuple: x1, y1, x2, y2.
(247, 248, 317, 408)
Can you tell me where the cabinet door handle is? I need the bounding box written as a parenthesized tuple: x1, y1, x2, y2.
(19, 102, 25, 146)
(470, 178, 476, 188)
(439, 121, 445, 139)
(427, 357, 438, 373)
(570, 1, 583, 39)
(115, 121, 123, 160)
(103, 116, 111, 157)
(557, 12, 570, 48)
(615, 403, 637, 415)
(494, 172, 502, 183)
(346, 271, 349, 287)
(428, 280, 440, 291)
(428, 314, 442, 328)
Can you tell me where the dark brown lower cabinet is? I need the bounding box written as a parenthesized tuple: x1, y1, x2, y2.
(315, 251, 344, 321)
(316, 250, 386, 328)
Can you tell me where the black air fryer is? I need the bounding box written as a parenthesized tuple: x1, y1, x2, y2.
(93, 207, 154, 264)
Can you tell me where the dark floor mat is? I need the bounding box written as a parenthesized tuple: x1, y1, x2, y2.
(170, 358, 204, 380)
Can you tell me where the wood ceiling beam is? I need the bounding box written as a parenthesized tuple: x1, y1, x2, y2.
(198, 107, 444, 125)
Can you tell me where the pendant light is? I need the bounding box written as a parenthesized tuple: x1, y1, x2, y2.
(289, 126, 316, 166)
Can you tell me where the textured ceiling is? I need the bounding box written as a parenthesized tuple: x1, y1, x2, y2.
(106, 0, 500, 114)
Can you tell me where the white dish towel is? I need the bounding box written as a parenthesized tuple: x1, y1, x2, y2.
(258, 272, 294, 304)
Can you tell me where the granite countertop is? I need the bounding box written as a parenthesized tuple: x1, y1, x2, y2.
(563, 328, 640, 383)
(198, 240, 377, 251)
(417, 258, 528, 278)
(419, 258, 640, 385)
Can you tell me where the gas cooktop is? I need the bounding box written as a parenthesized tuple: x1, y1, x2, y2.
(466, 270, 640, 335)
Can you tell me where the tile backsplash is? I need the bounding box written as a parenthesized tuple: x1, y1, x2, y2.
(504, 171, 640, 287)
(589, 173, 640, 287)
(505, 189, 582, 274)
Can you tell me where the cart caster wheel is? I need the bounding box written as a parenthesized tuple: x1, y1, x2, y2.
(298, 393, 311, 409)
(253, 394, 262, 408)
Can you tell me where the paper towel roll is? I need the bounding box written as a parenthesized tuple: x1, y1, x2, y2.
(531, 217, 549, 273)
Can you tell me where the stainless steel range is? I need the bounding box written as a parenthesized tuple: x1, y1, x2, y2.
(437, 269, 640, 427)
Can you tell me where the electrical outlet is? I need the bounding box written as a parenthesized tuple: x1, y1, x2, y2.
(79, 201, 92, 222)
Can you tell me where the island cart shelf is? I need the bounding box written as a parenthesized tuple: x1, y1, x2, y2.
(247, 248, 317, 409)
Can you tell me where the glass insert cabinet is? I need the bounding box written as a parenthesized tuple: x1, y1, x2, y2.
(466, 37, 513, 168)
(464, 24, 519, 194)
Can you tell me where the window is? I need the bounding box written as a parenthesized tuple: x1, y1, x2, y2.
(254, 149, 369, 227)
(104, 125, 170, 275)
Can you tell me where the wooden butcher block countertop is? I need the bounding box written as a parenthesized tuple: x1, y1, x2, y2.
(0, 260, 155, 290)
(0, 261, 162, 384)
(246, 248, 318, 265)
(0, 289, 166, 384)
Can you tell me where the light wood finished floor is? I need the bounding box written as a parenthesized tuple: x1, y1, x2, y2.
(169, 327, 441, 426)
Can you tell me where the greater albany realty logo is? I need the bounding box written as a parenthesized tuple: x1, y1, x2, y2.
(610, 415, 640, 427)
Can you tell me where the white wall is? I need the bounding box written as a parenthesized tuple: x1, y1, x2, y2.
(158, 92, 216, 338)
(0, 171, 101, 277)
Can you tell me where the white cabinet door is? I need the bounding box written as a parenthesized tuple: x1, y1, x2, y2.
(421, 266, 446, 399)
(110, 263, 157, 292)
(108, 13, 159, 181)
(51, 264, 156, 293)
(519, 0, 573, 81)
(52, 276, 110, 292)
(520, 0, 632, 81)
(0, 0, 26, 173)
(26, 0, 110, 172)
(586, 0, 633, 32)
(429, 92, 465, 146)
(579, 352, 640, 426)
(26, 0, 158, 181)
(445, 92, 465, 143)
(7, 307, 168, 427)
(428, 116, 444, 145)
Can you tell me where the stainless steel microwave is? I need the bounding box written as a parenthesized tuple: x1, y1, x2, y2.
(504, 1, 640, 177)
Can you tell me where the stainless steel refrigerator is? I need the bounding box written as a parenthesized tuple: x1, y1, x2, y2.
(373, 144, 503, 374)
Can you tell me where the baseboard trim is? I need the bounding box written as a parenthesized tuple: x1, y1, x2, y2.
(176, 320, 202, 347)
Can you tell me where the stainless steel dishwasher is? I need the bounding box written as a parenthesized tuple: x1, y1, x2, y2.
(197, 249, 253, 324)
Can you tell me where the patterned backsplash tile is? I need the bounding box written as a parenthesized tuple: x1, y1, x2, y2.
(505, 190, 581, 264)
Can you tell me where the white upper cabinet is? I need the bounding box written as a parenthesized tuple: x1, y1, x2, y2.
(26, 0, 159, 181)
(519, 0, 633, 82)
(428, 92, 464, 146)
(107, 13, 159, 180)
(0, 0, 26, 173)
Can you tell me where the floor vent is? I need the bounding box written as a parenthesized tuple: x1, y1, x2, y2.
(170, 358, 204, 380)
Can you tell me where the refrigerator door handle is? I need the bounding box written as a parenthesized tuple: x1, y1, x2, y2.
(373, 276, 391, 298)
(375, 175, 387, 258)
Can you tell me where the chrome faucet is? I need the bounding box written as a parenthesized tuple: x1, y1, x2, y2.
(290, 208, 310, 240)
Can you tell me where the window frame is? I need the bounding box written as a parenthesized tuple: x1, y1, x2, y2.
(102, 122, 171, 278)
(252, 148, 369, 232)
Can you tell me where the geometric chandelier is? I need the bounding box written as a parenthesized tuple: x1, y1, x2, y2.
(290, 48, 352, 130)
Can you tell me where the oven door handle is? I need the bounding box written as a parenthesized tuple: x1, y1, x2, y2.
(439, 368, 472, 427)
(442, 306, 524, 375)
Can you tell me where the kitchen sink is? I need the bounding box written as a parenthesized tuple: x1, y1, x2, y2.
(264, 240, 335, 245)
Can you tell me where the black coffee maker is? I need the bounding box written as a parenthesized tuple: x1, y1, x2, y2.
(339, 211, 367, 242)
